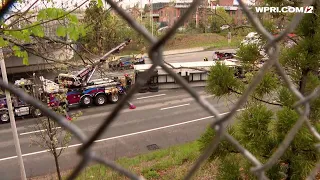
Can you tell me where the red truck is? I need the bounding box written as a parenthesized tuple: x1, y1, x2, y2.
(52, 39, 132, 107)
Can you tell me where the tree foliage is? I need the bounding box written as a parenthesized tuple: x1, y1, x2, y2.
(30, 92, 82, 180)
(198, 1, 320, 179)
(0, 0, 87, 65)
(80, 1, 155, 55)
(208, 7, 233, 33)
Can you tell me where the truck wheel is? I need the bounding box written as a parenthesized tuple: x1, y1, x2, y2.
(95, 94, 107, 106)
(139, 86, 148, 93)
(149, 84, 159, 92)
(0, 113, 9, 123)
(32, 108, 42, 118)
(108, 94, 119, 103)
(80, 95, 93, 107)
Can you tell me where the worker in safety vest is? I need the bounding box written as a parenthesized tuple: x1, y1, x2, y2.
(121, 74, 136, 109)
(212, 51, 218, 60)
(124, 74, 132, 90)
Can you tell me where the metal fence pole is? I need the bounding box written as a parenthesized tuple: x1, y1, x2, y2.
(151, 0, 153, 36)
(0, 48, 27, 180)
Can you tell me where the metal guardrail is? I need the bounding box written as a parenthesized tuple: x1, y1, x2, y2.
(1, 0, 320, 179)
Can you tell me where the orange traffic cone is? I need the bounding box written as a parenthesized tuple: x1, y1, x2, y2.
(122, 91, 136, 109)
(65, 110, 72, 121)
(128, 101, 136, 109)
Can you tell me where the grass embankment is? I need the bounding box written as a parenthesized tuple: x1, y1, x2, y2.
(72, 141, 218, 180)
(117, 33, 243, 56)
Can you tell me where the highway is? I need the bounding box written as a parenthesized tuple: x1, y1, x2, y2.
(144, 48, 236, 63)
(17, 49, 236, 81)
(100, 49, 236, 79)
(0, 87, 247, 180)
(1, 49, 238, 179)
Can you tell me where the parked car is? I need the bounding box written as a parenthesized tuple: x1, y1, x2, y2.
(212, 51, 236, 60)
(119, 56, 134, 69)
(108, 56, 146, 70)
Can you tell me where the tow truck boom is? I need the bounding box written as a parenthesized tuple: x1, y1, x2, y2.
(74, 38, 132, 86)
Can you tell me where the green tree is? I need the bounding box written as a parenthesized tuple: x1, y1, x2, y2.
(30, 91, 82, 180)
(0, 0, 87, 65)
(0, 1, 89, 179)
(81, 1, 154, 55)
(81, 1, 137, 54)
(198, 1, 320, 179)
(208, 7, 233, 33)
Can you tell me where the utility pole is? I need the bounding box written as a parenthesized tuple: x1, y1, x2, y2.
(150, 0, 153, 36)
(0, 48, 27, 180)
(140, 0, 143, 22)
(196, 7, 199, 28)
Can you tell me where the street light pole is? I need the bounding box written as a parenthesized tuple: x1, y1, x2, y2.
(150, 0, 153, 36)
(0, 48, 27, 180)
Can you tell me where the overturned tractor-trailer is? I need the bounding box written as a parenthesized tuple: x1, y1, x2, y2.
(133, 60, 243, 92)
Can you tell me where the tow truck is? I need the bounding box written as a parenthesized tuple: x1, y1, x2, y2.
(0, 77, 69, 123)
(0, 39, 132, 123)
(54, 38, 132, 107)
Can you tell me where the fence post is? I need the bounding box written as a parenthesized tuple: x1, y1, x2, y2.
(0, 48, 27, 180)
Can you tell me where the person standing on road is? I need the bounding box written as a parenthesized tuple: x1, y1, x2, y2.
(212, 51, 218, 61)
(124, 74, 132, 90)
(121, 74, 136, 109)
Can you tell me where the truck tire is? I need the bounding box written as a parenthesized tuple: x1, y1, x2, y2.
(139, 86, 148, 93)
(80, 95, 93, 107)
(0, 113, 9, 123)
(149, 84, 159, 92)
(95, 94, 107, 106)
(108, 94, 119, 103)
(32, 108, 42, 118)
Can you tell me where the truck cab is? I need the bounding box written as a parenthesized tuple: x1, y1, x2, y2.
(0, 79, 43, 123)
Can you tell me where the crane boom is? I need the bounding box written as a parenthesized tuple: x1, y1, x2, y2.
(73, 38, 132, 85)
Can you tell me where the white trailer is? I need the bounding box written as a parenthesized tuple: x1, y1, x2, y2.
(133, 60, 241, 90)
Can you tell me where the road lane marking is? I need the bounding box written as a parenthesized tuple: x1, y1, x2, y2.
(76, 94, 215, 121)
(0, 108, 245, 162)
(160, 103, 190, 110)
(20, 127, 61, 136)
(136, 94, 166, 100)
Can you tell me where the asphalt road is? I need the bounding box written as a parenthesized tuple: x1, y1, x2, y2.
(1, 49, 238, 179)
(0, 87, 246, 180)
(144, 48, 236, 63)
(21, 49, 236, 82)
(99, 49, 236, 79)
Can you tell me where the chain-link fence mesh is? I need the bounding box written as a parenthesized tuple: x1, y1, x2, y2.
(1, 0, 320, 179)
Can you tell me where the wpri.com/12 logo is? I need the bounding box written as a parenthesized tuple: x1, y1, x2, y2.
(305, 6, 314, 13)
(255, 6, 314, 13)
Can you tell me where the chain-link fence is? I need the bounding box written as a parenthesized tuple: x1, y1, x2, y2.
(1, 0, 320, 179)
